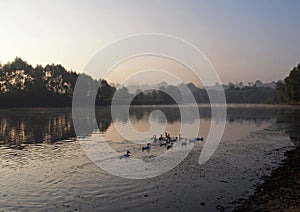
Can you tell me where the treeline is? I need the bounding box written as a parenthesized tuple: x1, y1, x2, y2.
(275, 63, 300, 104)
(0, 57, 298, 106)
(225, 86, 275, 103)
(131, 84, 275, 104)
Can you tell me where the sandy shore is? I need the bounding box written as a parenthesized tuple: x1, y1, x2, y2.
(235, 147, 300, 211)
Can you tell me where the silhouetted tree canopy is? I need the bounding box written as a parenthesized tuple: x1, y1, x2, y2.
(275, 63, 300, 104)
(0, 57, 115, 107)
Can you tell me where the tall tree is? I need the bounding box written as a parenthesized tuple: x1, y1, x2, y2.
(276, 63, 300, 104)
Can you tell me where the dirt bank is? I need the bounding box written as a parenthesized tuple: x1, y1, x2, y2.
(235, 147, 300, 211)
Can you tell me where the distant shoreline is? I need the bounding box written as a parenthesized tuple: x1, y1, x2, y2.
(1, 103, 300, 109)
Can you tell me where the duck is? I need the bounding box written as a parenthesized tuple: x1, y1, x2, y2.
(181, 139, 188, 146)
(151, 135, 158, 142)
(166, 142, 174, 150)
(142, 143, 151, 151)
(189, 137, 204, 143)
(197, 137, 204, 141)
(166, 133, 171, 141)
(120, 150, 131, 159)
(158, 134, 164, 141)
(169, 137, 178, 142)
(160, 141, 167, 147)
(169, 134, 181, 142)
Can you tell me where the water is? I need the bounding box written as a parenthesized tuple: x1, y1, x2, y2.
(0, 104, 299, 211)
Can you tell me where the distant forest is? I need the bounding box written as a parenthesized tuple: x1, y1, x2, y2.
(0, 57, 299, 107)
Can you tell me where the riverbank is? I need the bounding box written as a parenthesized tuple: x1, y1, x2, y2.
(235, 146, 300, 211)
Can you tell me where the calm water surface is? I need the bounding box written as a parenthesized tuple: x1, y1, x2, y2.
(0, 105, 299, 211)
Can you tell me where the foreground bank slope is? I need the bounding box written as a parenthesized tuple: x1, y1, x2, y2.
(235, 146, 300, 211)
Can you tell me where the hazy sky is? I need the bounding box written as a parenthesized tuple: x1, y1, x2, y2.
(1, 0, 300, 84)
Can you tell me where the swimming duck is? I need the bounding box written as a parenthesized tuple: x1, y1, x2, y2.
(166, 133, 171, 141)
(160, 141, 167, 147)
(189, 137, 204, 143)
(181, 139, 188, 146)
(142, 143, 151, 151)
(169, 137, 178, 142)
(120, 150, 131, 159)
(151, 135, 158, 142)
(197, 137, 204, 141)
(158, 134, 164, 141)
(166, 142, 174, 150)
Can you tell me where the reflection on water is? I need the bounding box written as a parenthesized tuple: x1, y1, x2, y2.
(0, 105, 300, 148)
(274, 107, 300, 147)
(0, 109, 75, 148)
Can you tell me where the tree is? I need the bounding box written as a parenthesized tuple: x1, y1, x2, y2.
(276, 63, 300, 104)
(0, 58, 79, 106)
(95, 79, 116, 105)
(3, 57, 33, 74)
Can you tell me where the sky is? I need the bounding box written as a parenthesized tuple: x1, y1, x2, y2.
(1, 0, 300, 85)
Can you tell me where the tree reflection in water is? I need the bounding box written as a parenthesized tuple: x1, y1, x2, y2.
(0, 105, 300, 149)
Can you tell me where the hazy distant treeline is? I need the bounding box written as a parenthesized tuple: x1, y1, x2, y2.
(0, 57, 298, 106)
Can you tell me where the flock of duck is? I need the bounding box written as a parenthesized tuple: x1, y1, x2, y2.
(121, 132, 204, 158)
